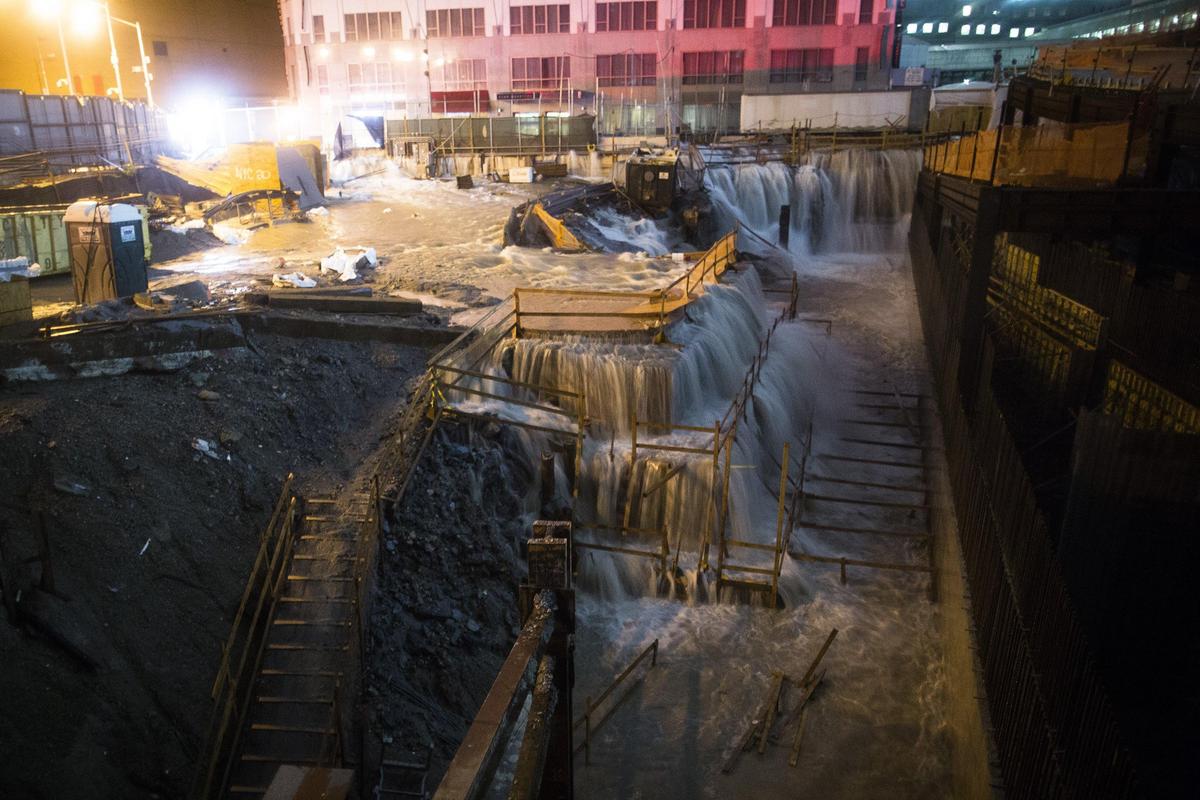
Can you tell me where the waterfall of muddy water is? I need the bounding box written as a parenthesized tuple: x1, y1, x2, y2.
(705, 149, 922, 256)
(570, 204, 692, 255)
(572, 151, 953, 798)
(443, 150, 954, 796)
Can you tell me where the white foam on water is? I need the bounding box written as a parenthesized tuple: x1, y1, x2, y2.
(704, 150, 922, 257)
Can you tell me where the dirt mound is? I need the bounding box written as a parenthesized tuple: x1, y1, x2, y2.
(0, 332, 429, 798)
(150, 226, 225, 264)
(366, 426, 536, 783)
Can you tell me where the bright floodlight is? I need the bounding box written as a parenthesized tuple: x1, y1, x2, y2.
(71, 1, 103, 36)
(31, 0, 63, 19)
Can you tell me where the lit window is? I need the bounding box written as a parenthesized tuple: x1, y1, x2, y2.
(938, 22, 949, 33)
(1009, 27, 1019, 37)
(990, 23, 1000, 34)
(962, 5, 971, 17)
(1024, 26, 1035, 35)
(907, 22, 917, 33)
(922, 22, 933, 33)
(961, 23, 970, 34)
(975, 23, 985, 34)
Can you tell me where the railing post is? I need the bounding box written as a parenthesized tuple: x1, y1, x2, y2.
(584, 696, 592, 765)
(990, 123, 1004, 185)
(770, 442, 790, 609)
(513, 290, 522, 339)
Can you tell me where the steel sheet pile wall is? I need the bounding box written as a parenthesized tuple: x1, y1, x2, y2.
(909, 185, 1140, 798)
(0, 90, 167, 187)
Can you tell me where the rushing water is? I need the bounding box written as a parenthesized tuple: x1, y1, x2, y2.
(704, 149, 922, 255)
(445, 149, 953, 797)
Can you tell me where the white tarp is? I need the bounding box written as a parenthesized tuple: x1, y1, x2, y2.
(319, 246, 377, 282)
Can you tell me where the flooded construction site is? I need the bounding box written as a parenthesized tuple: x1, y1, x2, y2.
(2, 29, 1198, 800)
(2, 137, 979, 798)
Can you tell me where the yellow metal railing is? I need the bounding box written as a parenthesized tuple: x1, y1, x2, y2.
(511, 229, 739, 336)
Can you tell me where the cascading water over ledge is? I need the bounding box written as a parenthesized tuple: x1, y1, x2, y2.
(705, 149, 922, 256)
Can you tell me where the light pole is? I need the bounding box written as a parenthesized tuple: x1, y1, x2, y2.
(30, 1, 153, 106)
(56, 13, 75, 95)
(106, 10, 154, 107)
(102, 2, 123, 100)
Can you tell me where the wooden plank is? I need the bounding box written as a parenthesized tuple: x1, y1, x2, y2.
(267, 293, 423, 315)
(757, 673, 787, 755)
(721, 672, 784, 774)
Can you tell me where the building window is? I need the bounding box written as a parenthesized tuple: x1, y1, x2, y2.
(682, 51, 744, 84)
(510, 5, 571, 34)
(683, 0, 745, 29)
(772, 0, 836, 27)
(436, 59, 488, 90)
(512, 56, 571, 89)
(595, 2, 658, 32)
(854, 46, 869, 82)
(596, 53, 657, 86)
(344, 12, 404, 41)
(312, 15, 325, 42)
(426, 8, 486, 37)
(152, 40, 168, 57)
(921, 22, 933, 33)
(316, 64, 329, 94)
(858, 0, 873, 24)
(937, 22, 948, 33)
(769, 48, 833, 82)
(347, 62, 403, 100)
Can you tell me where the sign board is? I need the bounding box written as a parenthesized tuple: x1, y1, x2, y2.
(119, 225, 136, 243)
(496, 91, 540, 102)
(904, 67, 926, 87)
(77, 226, 100, 244)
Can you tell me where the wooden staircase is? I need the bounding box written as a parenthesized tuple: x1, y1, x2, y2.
(222, 491, 376, 797)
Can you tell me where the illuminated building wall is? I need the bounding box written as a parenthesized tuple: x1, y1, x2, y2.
(279, 0, 900, 136)
(0, 0, 286, 108)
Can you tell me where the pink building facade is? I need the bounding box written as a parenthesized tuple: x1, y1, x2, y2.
(278, 0, 898, 136)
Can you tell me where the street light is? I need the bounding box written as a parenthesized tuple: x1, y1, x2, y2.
(103, 6, 155, 107)
(28, 0, 154, 107)
(30, 1, 75, 96)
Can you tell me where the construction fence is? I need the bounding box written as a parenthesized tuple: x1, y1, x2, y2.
(0, 90, 167, 187)
(922, 119, 1147, 187)
(385, 114, 595, 156)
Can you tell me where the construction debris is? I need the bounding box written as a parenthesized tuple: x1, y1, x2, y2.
(320, 246, 378, 282)
(272, 272, 317, 289)
(266, 291, 422, 315)
(721, 628, 839, 774)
